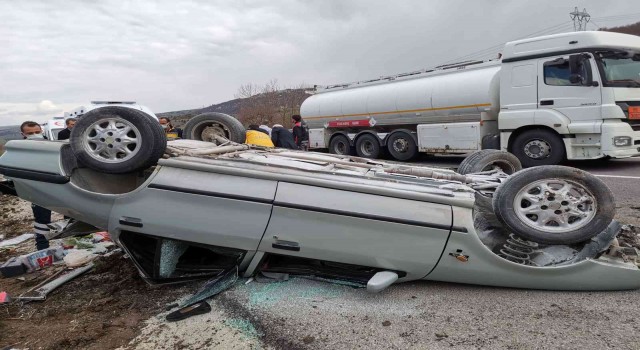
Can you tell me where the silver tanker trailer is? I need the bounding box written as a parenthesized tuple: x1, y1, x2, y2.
(301, 31, 640, 167)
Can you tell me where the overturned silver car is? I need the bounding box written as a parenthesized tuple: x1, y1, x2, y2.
(0, 107, 638, 291)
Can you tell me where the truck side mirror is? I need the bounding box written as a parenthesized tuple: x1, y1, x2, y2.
(569, 74, 583, 84)
(568, 54, 594, 86)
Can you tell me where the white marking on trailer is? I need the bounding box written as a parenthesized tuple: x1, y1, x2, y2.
(594, 174, 640, 180)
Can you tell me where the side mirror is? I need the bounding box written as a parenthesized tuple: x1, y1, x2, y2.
(568, 54, 594, 86)
(569, 54, 581, 75)
(570, 74, 583, 84)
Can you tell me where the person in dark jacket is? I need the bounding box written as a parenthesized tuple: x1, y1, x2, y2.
(291, 114, 309, 150)
(271, 124, 297, 149)
(56, 118, 76, 140)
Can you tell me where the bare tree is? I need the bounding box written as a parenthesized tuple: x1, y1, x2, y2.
(235, 80, 311, 127)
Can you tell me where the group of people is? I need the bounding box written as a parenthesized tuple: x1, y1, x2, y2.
(245, 115, 309, 150)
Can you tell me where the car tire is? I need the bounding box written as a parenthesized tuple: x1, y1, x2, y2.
(387, 132, 417, 161)
(183, 113, 246, 143)
(70, 106, 167, 174)
(457, 150, 522, 175)
(329, 135, 352, 155)
(492, 165, 615, 245)
(355, 134, 381, 159)
(511, 129, 565, 167)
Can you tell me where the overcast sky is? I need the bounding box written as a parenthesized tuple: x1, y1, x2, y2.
(1, 0, 639, 126)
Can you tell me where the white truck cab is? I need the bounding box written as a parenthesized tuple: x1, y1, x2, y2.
(301, 31, 640, 166)
(499, 31, 640, 164)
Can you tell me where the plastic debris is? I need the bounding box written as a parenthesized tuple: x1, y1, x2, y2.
(0, 233, 34, 248)
(92, 231, 111, 243)
(19, 247, 64, 272)
(178, 266, 238, 308)
(166, 301, 212, 322)
(17, 263, 94, 301)
(63, 249, 97, 267)
(0, 291, 10, 304)
(0, 257, 27, 277)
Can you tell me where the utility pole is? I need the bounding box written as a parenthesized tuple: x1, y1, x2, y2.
(569, 7, 591, 31)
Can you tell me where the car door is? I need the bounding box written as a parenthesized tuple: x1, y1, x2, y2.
(257, 182, 453, 280)
(537, 54, 602, 122)
(110, 166, 276, 251)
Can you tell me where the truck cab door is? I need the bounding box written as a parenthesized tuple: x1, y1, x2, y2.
(537, 54, 602, 122)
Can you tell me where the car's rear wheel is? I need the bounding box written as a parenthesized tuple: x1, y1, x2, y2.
(493, 166, 615, 245)
(458, 150, 522, 175)
(183, 113, 246, 143)
(70, 107, 166, 174)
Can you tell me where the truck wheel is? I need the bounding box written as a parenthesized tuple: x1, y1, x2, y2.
(387, 132, 417, 161)
(183, 113, 246, 143)
(493, 166, 615, 245)
(70, 107, 167, 174)
(329, 135, 351, 155)
(458, 150, 522, 175)
(355, 134, 381, 159)
(511, 129, 565, 167)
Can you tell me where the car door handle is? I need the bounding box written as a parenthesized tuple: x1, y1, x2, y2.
(272, 240, 300, 252)
(119, 216, 143, 228)
(540, 100, 554, 106)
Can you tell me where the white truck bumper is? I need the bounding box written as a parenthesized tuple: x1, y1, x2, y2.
(601, 120, 640, 158)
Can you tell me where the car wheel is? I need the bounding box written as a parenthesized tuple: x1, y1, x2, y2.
(329, 135, 351, 155)
(492, 165, 615, 245)
(355, 134, 381, 159)
(183, 113, 246, 143)
(511, 129, 565, 167)
(457, 150, 522, 175)
(70, 107, 167, 174)
(387, 132, 417, 161)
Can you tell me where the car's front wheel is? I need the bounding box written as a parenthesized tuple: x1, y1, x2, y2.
(492, 165, 615, 245)
(70, 107, 166, 174)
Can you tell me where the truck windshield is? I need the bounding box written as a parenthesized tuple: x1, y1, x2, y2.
(597, 50, 640, 88)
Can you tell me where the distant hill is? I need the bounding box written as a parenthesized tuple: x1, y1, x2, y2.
(0, 125, 21, 154)
(158, 88, 311, 128)
(601, 20, 640, 36)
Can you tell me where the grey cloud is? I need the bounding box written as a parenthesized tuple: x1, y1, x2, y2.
(0, 0, 639, 115)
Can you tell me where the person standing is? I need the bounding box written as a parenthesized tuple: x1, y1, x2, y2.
(20, 121, 52, 250)
(56, 118, 76, 141)
(291, 115, 309, 151)
(270, 124, 297, 149)
(159, 117, 183, 139)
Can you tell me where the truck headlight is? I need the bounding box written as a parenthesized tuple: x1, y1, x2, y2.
(613, 136, 632, 147)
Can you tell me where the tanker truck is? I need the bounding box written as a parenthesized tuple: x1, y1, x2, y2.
(300, 31, 640, 166)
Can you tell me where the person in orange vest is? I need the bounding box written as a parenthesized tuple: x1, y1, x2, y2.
(245, 125, 274, 147)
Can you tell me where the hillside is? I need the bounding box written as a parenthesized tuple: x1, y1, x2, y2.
(158, 88, 310, 128)
(601, 20, 640, 36)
